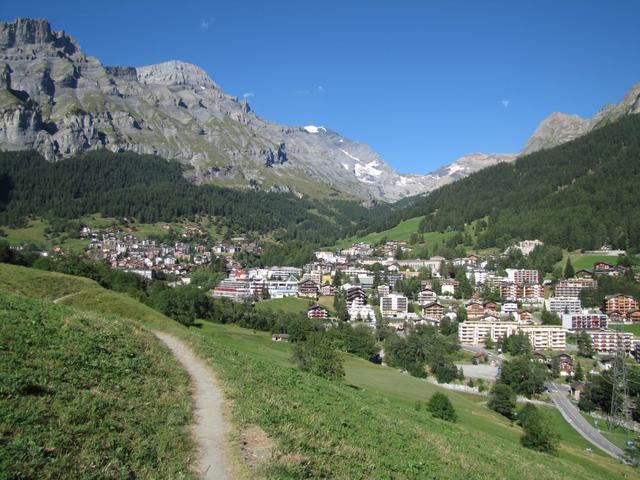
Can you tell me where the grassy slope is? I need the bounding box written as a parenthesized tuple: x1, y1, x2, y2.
(255, 297, 314, 315)
(333, 216, 455, 250)
(0, 290, 194, 479)
(556, 252, 620, 271)
(0, 264, 636, 479)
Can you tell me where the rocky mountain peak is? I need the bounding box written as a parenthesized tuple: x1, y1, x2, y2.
(0, 18, 78, 55)
(521, 111, 591, 155)
(0, 18, 54, 48)
(136, 60, 218, 89)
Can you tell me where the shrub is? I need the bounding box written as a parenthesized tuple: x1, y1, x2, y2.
(291, 333, 345, 380)
(518, 405, 559, 454)
(427, 392, 457, 422)
(488, 384, 517, 419)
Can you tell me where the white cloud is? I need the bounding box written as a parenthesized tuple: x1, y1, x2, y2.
(501, 99, 511, 109)
(242, 92, 255, 98)
(200, 19, 210, 29)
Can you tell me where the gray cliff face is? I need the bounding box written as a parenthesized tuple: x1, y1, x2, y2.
(0, 18, 442, 200)
(1, 18, 637, 201)
(522, 82, 640, 155)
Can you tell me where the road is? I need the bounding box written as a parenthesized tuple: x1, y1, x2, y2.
(461, 344, 505, 366)
(547, 382, 626, 461)
(154, 332, 233, 480)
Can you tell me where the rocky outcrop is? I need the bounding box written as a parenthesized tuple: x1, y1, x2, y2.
(136, 60, 217, 89)
(522, 82, 640, 155)
(522, 113, 591, 155)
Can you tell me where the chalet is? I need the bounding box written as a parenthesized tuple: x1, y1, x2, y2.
(627, 308, 640, 323)
(607, 310, 625, 322)
(604, 294, 639, 315)
(418, 289, 438, 305)
(553, 353, 574, 376)
(271, 333, 290, 342)
(320, 283, 337, 296)
(298, 279, 319, 299)
(466, 301, 485, 319)
(480, 312, 500, 322)
(346, 286, 366, 307)
(593, 261, 615, 271)
(483, 301, 500, 313)
(574, 269, 594, 279)
(307, 305, 329, 319)
(422, 301, 445, 320)
(518, 309, 533, 324)
(532, 352, 547, 364)
(421, 279, 434, 290)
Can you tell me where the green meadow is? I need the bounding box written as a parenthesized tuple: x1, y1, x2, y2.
(0, 263, 637, 479)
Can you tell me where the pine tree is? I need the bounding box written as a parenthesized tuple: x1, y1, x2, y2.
(564, 258, 575, 278)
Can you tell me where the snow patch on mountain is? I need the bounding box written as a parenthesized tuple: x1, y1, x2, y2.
(340, 149, 360, 161)
(303, 125, 326, 134)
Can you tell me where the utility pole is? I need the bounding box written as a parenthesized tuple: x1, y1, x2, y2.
(609, 323, 632, 429)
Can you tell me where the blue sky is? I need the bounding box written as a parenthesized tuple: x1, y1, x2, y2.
(3, 1, 640, 173)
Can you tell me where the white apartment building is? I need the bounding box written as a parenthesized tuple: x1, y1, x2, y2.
(458, 321, 519, 344)
(458, 322, 566, 350)
(549, 296, 582, 315)
(520, 325, 566, 350)
(380, 294, 409, 317)
(588, 331, 636, 354)
(506, 268, 540, 285)
(417, 289, 438, 305)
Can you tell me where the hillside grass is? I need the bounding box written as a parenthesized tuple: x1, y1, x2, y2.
(254, 296, 314, 315)
(0, 291, 194, 479)
(1, 264, 637, 479)
(334, 216, 455, 250)
(623, 323, 640, 337)
(557, 252, 620, 271)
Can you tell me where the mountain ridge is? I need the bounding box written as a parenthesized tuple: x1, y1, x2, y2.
(0, 17, 517, 201)
(1, 17, 639, 202)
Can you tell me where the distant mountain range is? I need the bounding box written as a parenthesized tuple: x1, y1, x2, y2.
(1, 18, 639, 201)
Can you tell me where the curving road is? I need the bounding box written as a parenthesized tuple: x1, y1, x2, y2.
(547, 382, 626, 461)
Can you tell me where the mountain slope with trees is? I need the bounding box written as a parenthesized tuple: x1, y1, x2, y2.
(0, 150, 391, 245)
(359, 114, 640, 251)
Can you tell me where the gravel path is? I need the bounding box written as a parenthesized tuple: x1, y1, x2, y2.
(153, 332, 233, 480)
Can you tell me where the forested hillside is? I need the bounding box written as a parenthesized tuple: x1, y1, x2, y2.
(360, 114, 640, 251)
(0, 151, 391, 244)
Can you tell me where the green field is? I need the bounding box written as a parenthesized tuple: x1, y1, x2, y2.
(2, 219, 50, 247)
(255, 296, 315, 315)
(0, 263, 637, 479)
(623, 323, 640, 337)
(0, 290, 194, 479)
(558, 252, 621, 272)
(1, 214, 222, 251)
(334, 216, 456, 250)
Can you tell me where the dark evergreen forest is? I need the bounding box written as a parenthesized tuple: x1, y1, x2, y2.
(0, 150, 390, 245)
(359, 114, 640, 251)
